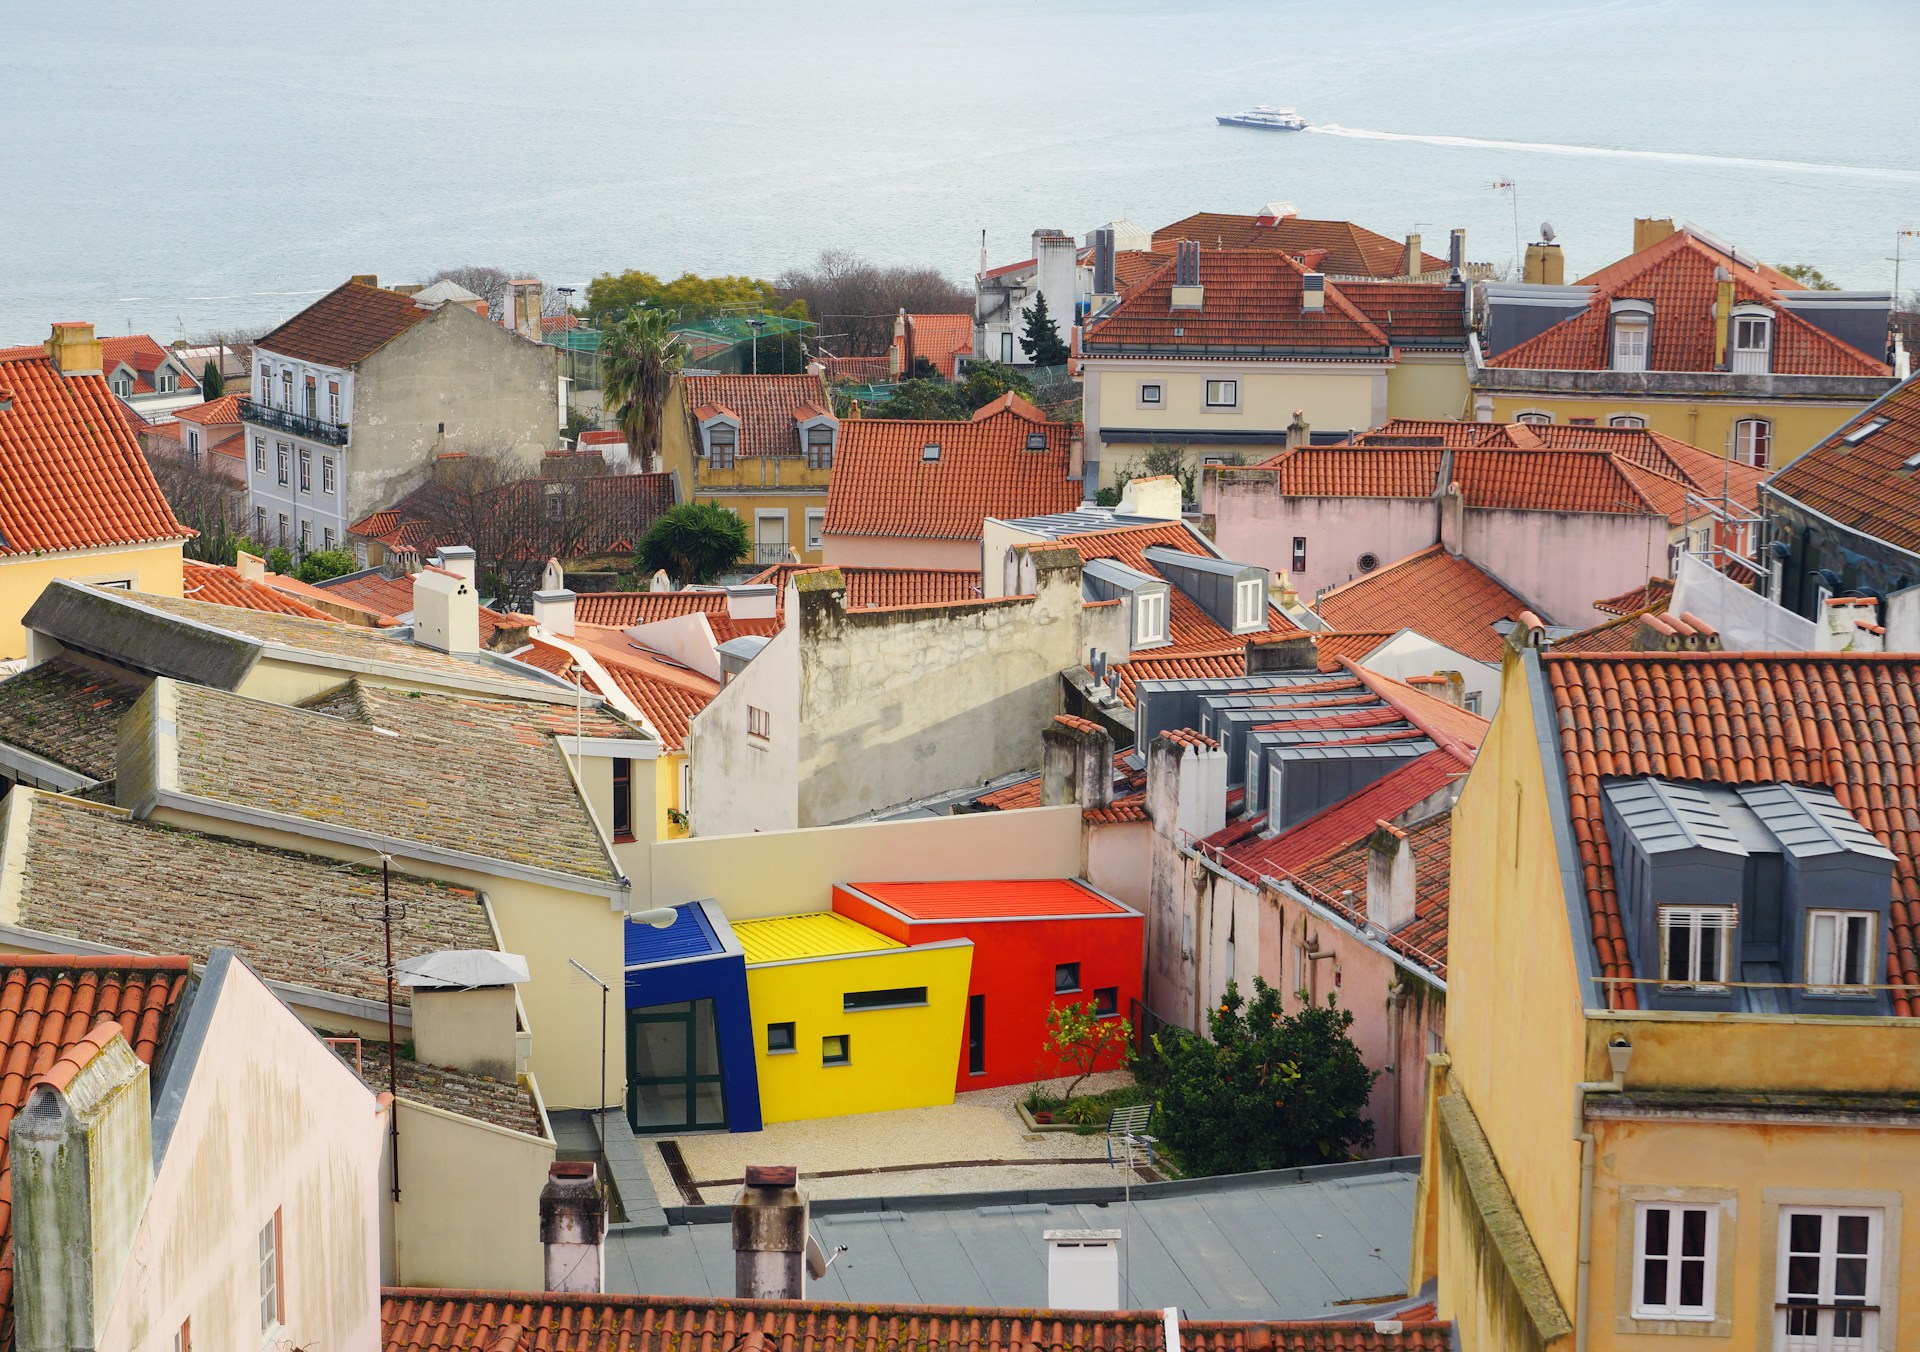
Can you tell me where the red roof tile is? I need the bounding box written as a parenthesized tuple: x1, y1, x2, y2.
(169, 394, 241, 427)
(1317, 546, 1534, 664)
(0, 356, 191, 555)
(517, 628, 719, 752)
(893, 314, 974, 380)
(182, 560, 339, 621)
(849, 879, 1131, 920)
(825, 408, 1079, 542)
(1084, 251, 1396, 354)
(1311, 631, 1395, 668)
(1289, 810, 1454, 976)
(1336, 281, 1468, 346)
(1485, 229, 1889, 376)
(1152, 213, 1446, 279)
(255, 281, 430, 368)
(1593, 576, 1675, 616)
(382, 1290, 1451, 1352)
(313, 570, 532, 644)
(1769, 375, 1920, 554)
(0, 955, 191, 1347)
(682, 373, 835, 458)
(349, 474, 676, 561)
(1544, 652, 1920, 1014)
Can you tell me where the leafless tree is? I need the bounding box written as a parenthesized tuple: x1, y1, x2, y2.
(181, 328, 259, 376)
(425, 265, 518, 318)
(776, 249, 972, 356)
(142, 442, 250, 562)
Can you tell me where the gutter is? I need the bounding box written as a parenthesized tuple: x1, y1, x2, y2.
(0, 741, 99, 795)
(1573, 1038, 1633, 1352)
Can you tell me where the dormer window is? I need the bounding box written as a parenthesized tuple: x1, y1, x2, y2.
(158, 371, 177, 394)
(1133, 590, 1168, 646)
(1233, 576, 1266, 630)
(112, 373, 133, 398)
(1806, 910, 1875, 992)
(806, 425, 834, 469)
(706, 426, 737, 468)
(1659, 906, 1734, 989)
(1730, 308, 1773, 374)
(1612, 315, 1650, 371)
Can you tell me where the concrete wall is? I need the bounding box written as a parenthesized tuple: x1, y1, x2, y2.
(0, 542, 184, 660)
(1459, 507, 1665, 627)
(1386, 352, 1472, 421)
(1086, 820, 1152, 914)
(1203, 480, 1441, 604)
(1359, 632, 1501, 716)
(822, 533, 983, 571)
(389, 1095, 553, 1289)
(651, 806, 1083, 921)
(98, 957, 383, 1352)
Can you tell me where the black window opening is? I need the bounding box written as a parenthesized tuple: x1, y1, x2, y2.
(612, 758, 634, 840)
(1055, 962, 1081, 994)
(1291, 537, 1307, 572)
(1094, 986, 1119, 1017)
(967, 993, 985, 1075)
(843, 986, 928, 1012)
(822, 1034, 850, 1065)
(766, 1021, 795, 1054)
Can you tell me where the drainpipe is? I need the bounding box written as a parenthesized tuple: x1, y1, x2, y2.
(1573, 1037, 1633, 1352)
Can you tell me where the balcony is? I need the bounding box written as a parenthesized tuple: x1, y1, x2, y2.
(755, 543, 791, 566)
(238, 397, 348, 447)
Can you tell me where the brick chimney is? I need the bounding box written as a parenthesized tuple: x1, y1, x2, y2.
(533, 588, 577, 637)
(1366, 820, 1416, 933)
(414, 567, 480, 654)
(1042, 715, 1114, 810)
(395, 950, 530, 1081)
(733, 1165, 808, 1300)
(540, 1162, 607, 1293)
(44, 323, 103, 377)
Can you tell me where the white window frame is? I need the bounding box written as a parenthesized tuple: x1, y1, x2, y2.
(1203, 378, 1238, 408)
(276, 443, 290, 486)
(1608, 414, 1648, 429)
(1774, 1205, 1882, 1351)
(158, 371, 177, 394)
(322, 456, 336, 495)
(705, 424, 738, 469)
(1736, 418, 1773, 469)
(1658, 905, 1736, 989)
(805, 508, 826, 553)
(253, 437, 266, 472)
(327, 379, 341, 422)
(1806, 910, 1876, 993)
(298, 447, 312, 494)
(999, 331, 1014, 363)
(1613, 318, 1650, 372)
(254, 506, 267, 538)
(1139, 382, 1163, 407)
(1233, 576, 1265, 630)
(746, 705, 771, 742)
(1133, 589, 1168, 646)
(257, 1210, 282, 1334)
(1732, 314, 1773, 374)
(1291, 536, 1307, 572)
(1633, 1202, 1718, 1321)
(280, 369, 293, 408)
(1515, 410, 1554, 425)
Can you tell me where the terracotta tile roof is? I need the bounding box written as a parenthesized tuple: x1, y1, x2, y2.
(351, 1040, 542, 1138)
(0, 355, 191, 554)
(255, 280, 430, 368)
(1113, 651, 1250, 705)
(0, 659, 140, 783)
(818, 354, 892, 382)
(0, 336, 206, 398)
(1113, 249, 1171, 291)
(976, 749, 1141, 813)
(515, 630, 719, 753)
(681, 373, 834, 458)
(1084, 251, 1396, 354)
(382, 1290, 1451, 1352)
(571, 589, 781, 644)
(13, 792, 495, 1008)
(312, 570, 533, 646)
(1316, 546, 1534, 664)
(0, 953, 190, 1347)
(168, 394, 240, 427)
(893, 314, 975, 379)
(747, 564, 983, 617)
(1485, 228, 1889, 376)
(1768, 376, 1920, 553)
(1547, 611, 1647, 654)
(1347, 664, 1491, 755)
(1311, 631, 1395, 669)
(350, 473, 677, 562)
(1289, 810, 1454, 976)
(1335, 281, 1468, 346)
(1544, 652, 1920, 1014)
(1152, 212, 1447, 279)
(1593, 576, 1675, 616)
(182, 559, 339, 621)
(825, 406, 1079, 541)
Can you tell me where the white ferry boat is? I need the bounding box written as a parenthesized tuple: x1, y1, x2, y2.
(1215, 105, 1309, 131)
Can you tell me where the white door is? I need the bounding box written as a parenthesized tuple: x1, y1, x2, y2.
(755, 513, 788, 566)
(1777, 1208, 1879, 1352)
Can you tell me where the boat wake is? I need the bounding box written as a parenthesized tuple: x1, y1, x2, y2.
(1307, 124, 1920, 183)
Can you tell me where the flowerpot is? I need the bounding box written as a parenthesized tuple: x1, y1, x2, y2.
(1034, 1111, 1054, 1124)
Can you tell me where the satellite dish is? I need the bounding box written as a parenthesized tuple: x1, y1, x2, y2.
(805, 1233, 848, 1281)
(1540, 221, 1557, 244)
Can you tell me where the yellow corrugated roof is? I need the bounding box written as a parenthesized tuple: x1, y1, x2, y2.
(734, 912, 903, 964)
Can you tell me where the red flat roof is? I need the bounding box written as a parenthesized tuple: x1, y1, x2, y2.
(848, 879, 1132, 921)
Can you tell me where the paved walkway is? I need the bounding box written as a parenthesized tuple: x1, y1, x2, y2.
(641, 1073, 1138, 1204)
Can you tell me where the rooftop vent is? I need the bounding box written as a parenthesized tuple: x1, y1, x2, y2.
(922, 443, 941, 462)
(1844, 418, 1889, 447)
(1302, 273, 1326, 313)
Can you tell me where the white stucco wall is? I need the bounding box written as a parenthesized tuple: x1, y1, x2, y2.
(685, 588, 802, 837)
(1357, 631, 1501, 716)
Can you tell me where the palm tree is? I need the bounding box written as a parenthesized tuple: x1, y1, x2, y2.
(638, 503, 750, 584)
(600, 308, 686, 472)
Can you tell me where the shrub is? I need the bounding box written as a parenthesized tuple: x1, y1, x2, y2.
(637, 502, 750, 584)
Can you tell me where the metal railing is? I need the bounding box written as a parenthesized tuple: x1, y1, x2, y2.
(238, 397, 349, 446)
(754, 543, 791, 566)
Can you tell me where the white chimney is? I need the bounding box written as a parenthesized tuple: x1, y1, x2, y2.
(235, 550, 267, 583)
(1116, 475, 1183, 521)
(725, 585, 778, 622)
(540, 1162, 607, 1292)
(1366, 821, 1417, 932)
(1046, 1229, 1121, 1310)
(533, 588, 577, 637)
(433, 545, 478, 586)
(414, 567, 480, 654)
(395, 950, 530, 1080)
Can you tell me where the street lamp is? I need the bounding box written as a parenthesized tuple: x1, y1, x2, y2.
(747, 317, 767, 375)
(570, 906, 677, 1136)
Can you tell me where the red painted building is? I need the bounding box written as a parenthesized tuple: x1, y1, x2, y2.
(831, 879, 1143, 1091)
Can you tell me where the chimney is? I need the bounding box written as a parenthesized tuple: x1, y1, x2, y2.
(1633, 218, 1676, 254)
(1046, 1229, 1122, 1310)
(1405, 671, 1465, 708)
(1146, 731, 1227, 841)
(1069, 424, 1085, 483)
(44, 322, 103, 377)
(533, 588, 577, 637)
(733, 1165, 808, 1301)
(1713, 266, 1734, 370)
(507, 279, 545, 342)
(396, 950, 530, 1080)
(1092, 227, 1117, 299)
(889, 308, 907, 377)
(1115, 474, 1182, 520)
(1448, 228, 1467, 277)
(235, 549, 267, 583)
(350, 274, 379, 288)
(1245, 634, 1316, 674)
(1403, 233, 1423, 279)
(1286, 408, 1311, 448)
(414, 567, 480, 654)
(1170, 240, 1204, 311)
(1042, 715, 1115, 810)
(1301, 272, 1326, 313)
(725, 585, 778, 622)
(540, 1162, 607, 1293)
(1365, 821, 1417, 932)
(1523, 242, 1565, 286)
(434, 544, 478, 587)
(11, 1026, 152, 1352)
(1438, 481, 1465, 555)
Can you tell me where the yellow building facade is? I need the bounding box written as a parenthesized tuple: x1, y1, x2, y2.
(1415, 639, 1920, 1352)
(0, 544, 185, 660)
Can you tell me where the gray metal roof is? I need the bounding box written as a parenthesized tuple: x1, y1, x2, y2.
(1602, 778, 1748, 858)
(997, 509, 1170, 539)
(604, 1159, 1418, 1320)
(1736, 783, 1896, 862)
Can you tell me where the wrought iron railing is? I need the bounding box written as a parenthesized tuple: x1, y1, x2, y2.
(755, 544, 791, 566)
(238, 397, 349, 446)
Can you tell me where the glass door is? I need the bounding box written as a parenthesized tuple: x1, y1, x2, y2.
(627, 999, 728, 1132)
(1777, 1207, 1879, 1352)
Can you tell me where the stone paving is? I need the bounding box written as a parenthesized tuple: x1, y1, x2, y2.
(639, 1073, 1139, 1205)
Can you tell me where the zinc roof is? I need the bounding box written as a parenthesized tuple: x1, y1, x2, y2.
(734, 912, 902, 964)
(849, 879, 1132, 921)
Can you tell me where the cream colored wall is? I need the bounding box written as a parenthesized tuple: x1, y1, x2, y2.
(651, 806, 1083, 921)
(97, 958, 383, 1352)
(685, 593, 800, 836)
(1086, 820, 1152, 914)
(1387, 353, 1472, 421)
(821, 534, 983, 570)
(0, 541, 185, 660)
(1481, 393, 1870, 466)
(390, 1095, 553, 1289)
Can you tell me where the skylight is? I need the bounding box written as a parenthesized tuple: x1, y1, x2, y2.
(1843, 418, 1888, 447)
(921, 443, 941, 462)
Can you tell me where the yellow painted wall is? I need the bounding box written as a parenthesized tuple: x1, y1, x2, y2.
(746, 942, 973, 1124)
(0, 542, 184, 659)
(1481, 393, 1870, 465)
(1439, 648, 1590, 1323)
(691, 489, 829, 565)
(660, 381, 831, 563)
(1387, 353, 1472, 420)
(390, 1095, 554, 1289)
(656, 753, 688, 840)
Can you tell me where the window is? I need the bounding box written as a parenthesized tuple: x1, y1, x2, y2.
(766, 1022, 795, 1054)
(1633, 1203, 1715, 1320)
(276, 443, 290, 485)
(1515, 410, 1554, 425)
(1463, 691, 1483, 714)
(805, 426, 834, 470)
(1732, 314, 1772, 373)
(299, 519, 311, 548)
(967, 993, 986, 1075)
(843, 986, 928, 1011)
(544, 482, 576, 521)
(173, 1318, 190, 1352)
(1612, 318, 1649, 371)
(921, 442, 941, 462)
(258, 365, 272, 402)
(1569, 417, 1597, 427)
(612, 758, 634, 841)
(1777, 1207, 1880, 1349)
(1426, 1028, 1444, 1056)
(1234, 576, 1265, 629)
(1291, 536, 1307, 572)
(323, 527, 336, 550)
(113, 374, 132, 397)
(158, 371, 177, 394)
(186, 428, 201, 465)
(707, 426, 736, 468)
(298, 448, 312, 492)
(747, 705, 771, 741)
(1806, 910, 1876, 991)
(277, 513, 290, 545)
(1608, 414, 1648, 429)
(322, 456, 336, 494)
(280, 369, 293, 408)
(1055, 962, 1081, 993)
(1093, 986, 1119, 1017)
(1140, 382, 1163, 406)
(1204, 379, 1238, 408)
(1736, 418, 1772, 468)
(1659, 906, 1735, 988)
(303, 375, 317, 417)
(253, 437, 266, 472)
(1132, 590, 1167, 645)
(257, 1210, 282, 1333)
(806, 509, 825, 553)
(254, 506, 267, 537)
(327, 380, 340, 421)
(999, 331, 1014, 363)
(821, 1034, 850, 1066)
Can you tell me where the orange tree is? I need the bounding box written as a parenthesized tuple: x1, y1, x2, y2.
(1043, 999, 1132, 1102)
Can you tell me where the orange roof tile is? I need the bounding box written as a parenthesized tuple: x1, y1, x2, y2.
(681, 373, 834, 458)
(1593, 576, 1674, 616)
(1084, 251, 1396, 354)
(169, 394, 241, 427)
(748, 564, 983, 615)
(1769, 376, 1920, 554)
(1317, 546, 1533, 664)
(1311, 630, 1394, 669)
(0, 956, 191, 1347)
(1289, 810, 1454, 976)
(182, 561, 338, 621)
(255, 281, 430, 368)
(1152, 212, 1447, 279)
(1485, 228, 1889, 376)
(517, 627, 718, 752)
(824, 407, 1080, 542)
(0, 356, 191, 555)
(893, 314, 974, 380)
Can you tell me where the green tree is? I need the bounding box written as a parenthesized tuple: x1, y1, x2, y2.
(1147, 977, 1376, 1176)
(1043, 1000, 1133, 1101)
(601, 309, 687, 472)
(199, 360, 224, 398)
(1777, 263, 1841, 291)
(1019, 293, 1070, 367)
(264, 545, 296, 575)
(872, 378, 967, 420)
(637, 502, 750, 584)
(957, 360, 1034, 411)
(585, 269, 781, 321)
(293, 548, 357, 583)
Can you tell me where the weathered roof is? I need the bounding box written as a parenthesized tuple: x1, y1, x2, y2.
(1316, 546, 1537, 664)
(348, 474, 677, 562)
(1153, 211, 1447, 279)
(0, 659, 140, 783)
(747, 564, 983, 617)
(570, 590, 779, 644)
(1768, 373, 1920, 554)
(254, 280, 430, 368)
(682, 373, 835, 458)
(514, 630, 718, 753)
(1290, 810, 1454, 977)
(352, 1040, 543, 1138)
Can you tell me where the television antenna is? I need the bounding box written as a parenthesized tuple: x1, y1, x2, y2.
(1110, 1108, 1162, 1308)
(1489, 180, 1520, 274)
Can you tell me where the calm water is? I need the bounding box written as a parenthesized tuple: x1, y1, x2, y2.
(4, 0, 1917, 343)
